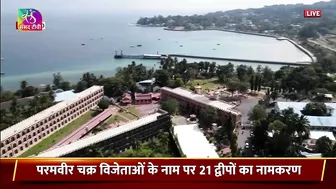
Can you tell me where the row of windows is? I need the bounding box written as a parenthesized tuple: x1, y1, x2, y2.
(1, 95, 102, 157)
(1, 93, 103, 146)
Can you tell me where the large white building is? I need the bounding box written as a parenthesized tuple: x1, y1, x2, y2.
(0, 86, 104, 157)
(173, 124, 219, 158)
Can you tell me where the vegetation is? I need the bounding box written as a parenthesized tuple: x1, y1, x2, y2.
(160, 99, 179, 115)
(137, 1, 336, 38)
(19, 110, 97, 157)
(83, 132, 178, 157)
(98, 99, 110, 110)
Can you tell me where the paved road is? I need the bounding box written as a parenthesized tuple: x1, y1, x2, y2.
(234, 97, 258, 149)
(49, 107, 118, 149)
(237, 128, 251, 149)
(235, 97, 258, 125)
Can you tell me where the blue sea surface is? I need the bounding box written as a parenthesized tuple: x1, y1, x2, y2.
(1, 13, 310, 90)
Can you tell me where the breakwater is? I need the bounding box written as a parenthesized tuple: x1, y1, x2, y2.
(162, 27, 316, 63)
(168, 54, 311, 66)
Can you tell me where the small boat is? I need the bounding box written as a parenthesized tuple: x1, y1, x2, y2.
(90, 39, 93, 40)
(81, 44, 85, 46)
(137, 45, 142, 47)
(158, 39, 161, 40)
(130, 45, 135, 48)
(101, 38, 103, 39)
(217, 44, 220, 45)
(180, 45, 183, 47)
(1, 72, 4, 75)
(213, 49, 216, 50)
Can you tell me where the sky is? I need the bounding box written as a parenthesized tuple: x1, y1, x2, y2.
(1, 0, 328, 16)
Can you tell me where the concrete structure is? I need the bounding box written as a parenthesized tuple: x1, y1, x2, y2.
(173, 124, 219, 158)
(0, 86, 104, 157)
(160, 87, 241, 127)
(36, 110, 171, 157)
(53, 90, 77, 103)
(275, 102, 336, 131)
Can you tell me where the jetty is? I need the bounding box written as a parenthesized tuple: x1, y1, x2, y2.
(169, 54, 311, 66)
(114, 51, 168, 60)
(114, 51, 311, 66)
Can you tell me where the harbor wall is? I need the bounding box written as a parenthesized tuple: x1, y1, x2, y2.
(167, 54, 311, 66)
(162, 27, 316, 63)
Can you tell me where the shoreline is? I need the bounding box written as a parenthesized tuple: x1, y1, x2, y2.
(140, 25, 316, 63)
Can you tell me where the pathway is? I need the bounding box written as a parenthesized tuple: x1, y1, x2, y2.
(48, 106, 119, 149)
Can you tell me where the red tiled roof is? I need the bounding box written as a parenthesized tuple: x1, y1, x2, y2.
(135, 93, 152, 100)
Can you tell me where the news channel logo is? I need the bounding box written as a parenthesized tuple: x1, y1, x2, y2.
(16, 8, 45, 32)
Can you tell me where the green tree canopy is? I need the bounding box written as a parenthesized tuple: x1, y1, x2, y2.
(160, 99, 179, 115)
(301, 102, 329, 116)
(249, 104, 267, 121)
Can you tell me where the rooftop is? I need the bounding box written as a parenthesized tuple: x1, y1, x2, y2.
(173, 124, 219, 158)
(36, 112, 164, 157)
(1, 86, 103, 141)
(54, 90, 77, 103)
(310, 130, 335, 141)
(276, 102, 336, 127)
(161, 87, 240, 115)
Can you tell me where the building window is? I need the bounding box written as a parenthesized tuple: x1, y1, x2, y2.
(29, 141, 33, 145)
(13, 143, 17, 148)
(34, 138, 37, 142)
(25, 143, 28, 147)
(9, 153, 13, 157)
(11, 137, 15, 142)
(18, 140, 22, 145)
(2, 149, 6, 154)
(7, 146, 11, 151)
(14, 149, 18, 154)
(20, 146, 23, 151)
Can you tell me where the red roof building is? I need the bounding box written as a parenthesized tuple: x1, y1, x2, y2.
(121, 93, 132, 105)
(135, 93, 152, 105)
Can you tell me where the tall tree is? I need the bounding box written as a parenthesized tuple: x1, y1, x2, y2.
(249, 75, 254, 91)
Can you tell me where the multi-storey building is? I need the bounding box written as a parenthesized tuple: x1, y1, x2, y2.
(160, 87, 242, 128)
(36, 110, 171, 157)
(0, 86, 104, 157)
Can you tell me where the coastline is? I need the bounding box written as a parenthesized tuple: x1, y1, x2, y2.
(141, 26, 316, 63)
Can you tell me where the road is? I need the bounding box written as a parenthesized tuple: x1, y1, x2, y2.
(308, 39, 336, 53)
(234, 97, 258, 149)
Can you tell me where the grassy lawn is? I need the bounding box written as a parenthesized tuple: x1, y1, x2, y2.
(106, 115, 127, 125)
(188, 78, 222, 91)
(119, 106, 143, 120)
(19, 110, 96, 157)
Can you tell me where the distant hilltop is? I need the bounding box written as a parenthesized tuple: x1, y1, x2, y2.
(136, 1, 336, 38)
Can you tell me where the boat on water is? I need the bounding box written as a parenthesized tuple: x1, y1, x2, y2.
(180, 45, 183, 47)
(1, 72, 4, 75)
(158, 39, 161, 40)
(81, 44, 85, 46)
(130, 45, 135, 48)
(217, 44, 220, 45)
(137, 45, 142, 47)
(213, 49, 216, 50)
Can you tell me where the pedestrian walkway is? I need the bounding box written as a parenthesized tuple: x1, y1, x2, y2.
(48, 108, 115, 149)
